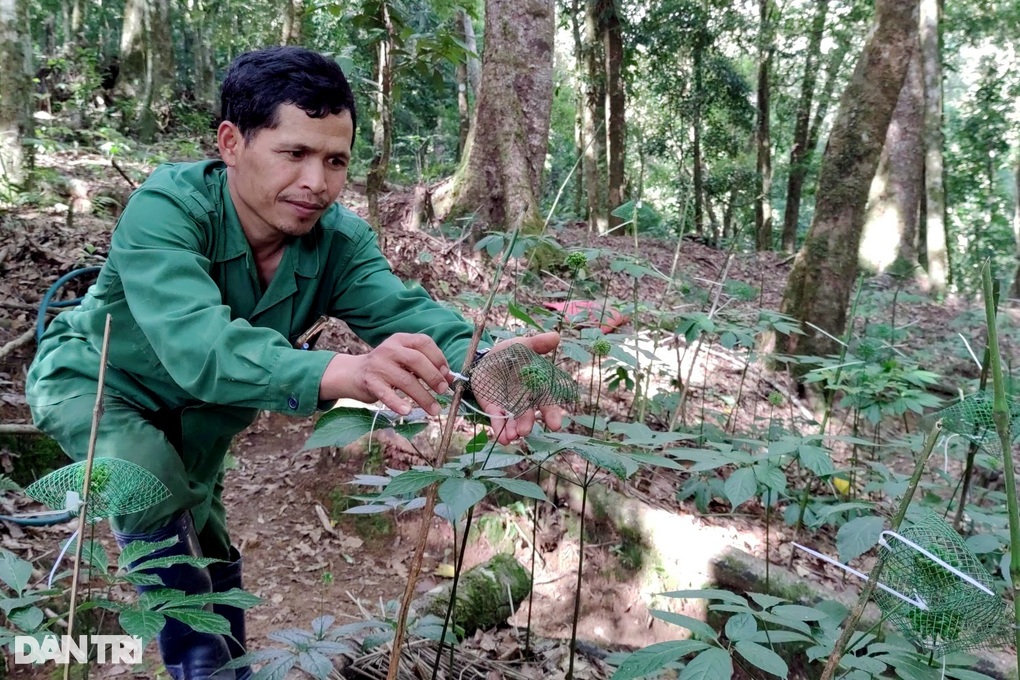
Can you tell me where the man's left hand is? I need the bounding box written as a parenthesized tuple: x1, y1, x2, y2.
(474, 331, 565, 445)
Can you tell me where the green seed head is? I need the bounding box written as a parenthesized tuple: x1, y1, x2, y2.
(767, 391, 784, 407)
(591, 338, 612, 357)
(566, 252, 588, 271)
(519, 364, 547, 392)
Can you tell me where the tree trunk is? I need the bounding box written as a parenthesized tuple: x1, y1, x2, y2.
(570, 0, 584, 216)
(583, 0, 605, 234)
(455, 7, 472, 158)
(0, 0, 33, 189)
(778, 0, 919, 368)
(366, 1, 395, 231)
(754, 0, 773, 251)
(118, 0, 145, 100)
(602, 0, 625, 232)
(1011, 157, 1020, 297)
(281, 0, 302, 46)
(185, 0, 217, 113)
(446, 0, 555, 238)
(921, 0, 948, 295)
(859, 41, 923, 274)
(692, 38, 704, 237)
(780, 0, 828, 252)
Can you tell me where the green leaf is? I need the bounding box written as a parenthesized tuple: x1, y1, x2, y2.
(162, 607, 231, 635)
(650, 610, 717, 641)
(724, 467, 757, 509)
(304, 407, 427, 450)
(118, 536, 179, 571)
(795, 445, 835, 477)
(678, 648, 732, 680)
(611, 640, 709, 680)
(747, 593, 786, 610)
(8, 605, 43, 631)
(383, 470, 446, 497)
(723, 613, 755, 641)
(770, 604, 827, 622)
(752, 464, 786, 495)
(297, 649, 334, 677)
(119, 608, 166, 642)
(465, 431, 489, 455)
(611, 200, 637, 219)
(0, 549, 33, 596)
(662, 589, 747, 606)
(0, 594, 47, 614)
(488, 478, 548, 502)
(837, 515, 885, 562)
(438, 477, 487, 521)
(132, 555, 222, 573)
(573, 442, 637, 480)
(177, 588, 261, 610)
(734, 640, 788, 677)
(746, 630, 814, 644)
(508, 302, 545, 331)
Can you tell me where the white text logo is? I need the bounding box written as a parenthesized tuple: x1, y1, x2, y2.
(14, 635, 143, 664)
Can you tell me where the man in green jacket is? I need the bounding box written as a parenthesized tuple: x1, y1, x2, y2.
(26, 46, 560, 679)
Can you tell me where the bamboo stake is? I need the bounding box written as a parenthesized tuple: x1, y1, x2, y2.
(63, 313, 111, 680)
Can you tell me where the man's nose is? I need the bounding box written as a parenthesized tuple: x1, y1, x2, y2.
(300, 161, 327, 194)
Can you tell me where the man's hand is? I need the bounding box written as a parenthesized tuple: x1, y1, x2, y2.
(476, 331, 565, 446)
(318, 333, 452, 416)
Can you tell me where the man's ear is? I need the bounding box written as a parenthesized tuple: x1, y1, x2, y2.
(217, 121, 243, 166)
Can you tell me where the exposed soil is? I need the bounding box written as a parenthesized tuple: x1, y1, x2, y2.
(3, 146, 1019, 678)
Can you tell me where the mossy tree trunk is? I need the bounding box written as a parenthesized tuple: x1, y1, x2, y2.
(281, 0, 303, 45)
(754, 0, 774, 251)
(447, 0, 555, 239)
(859, 41, 923, 274)
(0, 0, 33, 190)
(117, 0, 175, 142)
(778, 0, 919, 368)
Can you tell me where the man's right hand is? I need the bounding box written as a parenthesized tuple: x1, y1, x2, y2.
(318, 333, 453, 416)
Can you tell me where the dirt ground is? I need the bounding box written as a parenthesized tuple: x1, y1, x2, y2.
(2, 147, 1019, 678)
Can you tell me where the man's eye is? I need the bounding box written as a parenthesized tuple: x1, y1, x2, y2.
(286, 150, 303, 158)
(329, 157, 348, 169)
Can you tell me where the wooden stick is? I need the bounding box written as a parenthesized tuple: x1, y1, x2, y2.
(0, 424, 41, 435)
(386, 321, 485, 680)
(63, 313, 111, 680)
(0, 328, 34, 362)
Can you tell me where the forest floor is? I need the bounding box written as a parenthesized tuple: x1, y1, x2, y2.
(2, 146, 1020, 678)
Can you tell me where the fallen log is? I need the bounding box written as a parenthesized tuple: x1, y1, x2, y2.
(412, 553, 531, 638)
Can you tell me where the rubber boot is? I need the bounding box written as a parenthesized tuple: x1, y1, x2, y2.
(208, 546, 253, 680)
(113, 513, 235, 680)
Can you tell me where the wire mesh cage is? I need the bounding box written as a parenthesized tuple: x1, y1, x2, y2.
(874, 511, 1012, 656)
(466, 344, 578, 418)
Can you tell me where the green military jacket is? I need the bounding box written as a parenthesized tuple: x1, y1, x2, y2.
(28, 159, 479, 439)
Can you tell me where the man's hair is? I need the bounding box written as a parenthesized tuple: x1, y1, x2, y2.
(220, 46, 357, 144)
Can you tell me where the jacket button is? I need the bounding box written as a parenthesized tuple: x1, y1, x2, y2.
(287, 396, 299, 410)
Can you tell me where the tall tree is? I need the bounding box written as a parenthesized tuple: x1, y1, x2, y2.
(454, 7, 479, 157)
(778, 0, 920, 368)
(920, 0, 948, 295)
(282, 0, 303, 45)
(444, 0, 555, 236)
(0, 0, 33, 189)
(780, 0, 828, 252)
(754, 0, 774, 250)
(366, 0, 396, 229)
(859, 42, 923, 273)
(602, 0, 625, 231)
(182, 0, 218, 112)
(117, 0, 176, 142)
(582, 0, 606, 233)
(1011, 156, 1020, 297)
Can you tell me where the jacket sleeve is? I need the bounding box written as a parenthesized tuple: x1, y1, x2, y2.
(328, 224, 488, 373)
(109, 188, 334, 416)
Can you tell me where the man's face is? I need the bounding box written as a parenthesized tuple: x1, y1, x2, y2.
(218, 104, 353, 241)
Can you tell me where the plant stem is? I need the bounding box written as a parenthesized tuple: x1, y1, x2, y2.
(64, 313, 112, 680)
(953, 280, 996, 530)
(386, 323, 484, 680)
(980, 261, 1020, 670)
(566, 463, 591, 680)
(818, 421, 943, 680)
(431, 504, 476, 680)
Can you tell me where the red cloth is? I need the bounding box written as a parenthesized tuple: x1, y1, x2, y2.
(543, 300, 628, 334)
